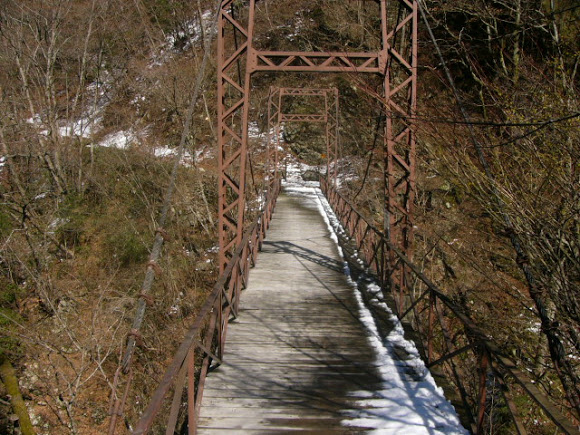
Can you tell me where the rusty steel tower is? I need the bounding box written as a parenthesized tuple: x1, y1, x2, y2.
(217, 0, 417, 311)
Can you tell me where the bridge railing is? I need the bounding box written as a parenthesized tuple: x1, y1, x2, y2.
(320, 177, 578, 435)
(132, 180, 281, 434)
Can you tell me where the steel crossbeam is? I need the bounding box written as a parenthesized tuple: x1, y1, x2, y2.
(280, 114, 327, 123)
(218, 0, 418, 311)
(251, 50, 384, 73)
(280, 88, 331, 96)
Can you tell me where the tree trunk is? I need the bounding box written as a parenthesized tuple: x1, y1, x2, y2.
(0, 358, 36, 435)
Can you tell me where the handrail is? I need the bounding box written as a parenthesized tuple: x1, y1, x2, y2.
(320, 176, 578, 435)
(132, 179, 281, 434)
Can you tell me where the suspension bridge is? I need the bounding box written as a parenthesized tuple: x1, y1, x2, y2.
(108, 1, 578, 434)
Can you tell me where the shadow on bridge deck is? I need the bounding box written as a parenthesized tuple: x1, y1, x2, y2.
(197, 188, 465, 434)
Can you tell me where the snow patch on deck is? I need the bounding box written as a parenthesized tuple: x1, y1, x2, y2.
(282, 160, 467, 434)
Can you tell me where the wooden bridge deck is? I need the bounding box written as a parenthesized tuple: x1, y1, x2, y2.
(197, 187, 463, 434)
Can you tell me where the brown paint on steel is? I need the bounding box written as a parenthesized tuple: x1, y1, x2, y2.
(266, 87, 281, 185)
(218, 0, 254, 273)
(321, 178, 579, 435)
(327, 87, 340, 185)
(252, 50, 383, 73)
(279, 114, 327, 122)
(381, 0, 418, 317)
(218, 0, 418, 296)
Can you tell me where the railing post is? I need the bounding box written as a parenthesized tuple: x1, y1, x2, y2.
(187, 348, 196, 435)
(219, 289, 225, 357)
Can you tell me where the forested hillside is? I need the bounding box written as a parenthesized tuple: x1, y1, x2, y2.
(0, 1, 578, 433)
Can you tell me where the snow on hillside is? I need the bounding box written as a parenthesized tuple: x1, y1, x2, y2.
(151, 9, 215, 68)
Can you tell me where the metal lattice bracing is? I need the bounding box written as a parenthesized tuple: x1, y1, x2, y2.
(218, 0, 418, 305)
(266, 87, 340, 186)
(381, 0, 418, 314)
(325, 87, 340, 184)
(218, 1, 254, 273)
(266, 87, 282, 189)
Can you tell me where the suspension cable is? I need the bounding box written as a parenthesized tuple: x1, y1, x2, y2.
(108, 1, 222, 432)
(121, 0, 220, 373)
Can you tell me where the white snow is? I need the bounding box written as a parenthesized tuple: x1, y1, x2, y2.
(153, 146, 176, 158)
(97, 130, 136, 150)
(193, 144, 217, 163)
(27, 74, 112, 141)
(151, 9, 215, 68)
(280, 160, 468, 434)
(282, 159, 321, 187)
(48, 217, 69, 230)
(206, 245, 219, 254)
(59, 116, 99, 138)
(248, 122, 284, 144)
(153, 144, 212, 166)
(248, 121, 263, 139)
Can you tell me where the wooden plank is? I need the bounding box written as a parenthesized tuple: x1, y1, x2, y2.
(197, 191, 463, 433)
(198, 192, 385, 432)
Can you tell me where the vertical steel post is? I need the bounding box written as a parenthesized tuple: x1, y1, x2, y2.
(325, 91, 330, 179)
(266, 87, 274, 186)
(217, 0, 256, 273)
(326, 87, 339, 186)
(381, 0, 418, 315)
(334, 88, 339, 186)
(266, 86, 281, 189)
(276, 89, 283, 179)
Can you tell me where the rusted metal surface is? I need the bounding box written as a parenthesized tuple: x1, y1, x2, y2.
(320, 178, 579, 435)
(380, 0, 418, 317)
(252, 50, 384, 73)
(266, 86, 282, 186)
(267, 87, 339, 184)
(279, 113, 327, 123)
(326, 87, 340, 184)
(217, 0, 254, 274)
(132, 180, 280, 435)
(219, 0, 417, 298)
